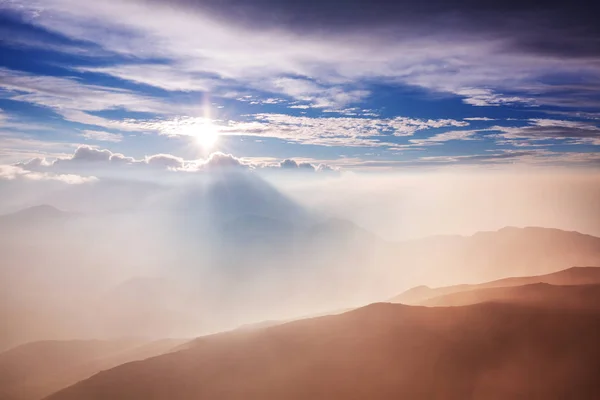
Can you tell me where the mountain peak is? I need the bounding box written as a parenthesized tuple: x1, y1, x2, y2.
(2, 205, 70, 220)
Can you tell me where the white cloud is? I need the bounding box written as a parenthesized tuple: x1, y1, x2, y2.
(453, 88, 534, 107)
(0, 68, 206, 133)
(263, 77, 370, 108)
(464, 117, 496, 121)
(409, 129, 481, 145)
(491, 119, 600, 145)
(80, 130, 124, 142)
(0, 164, 96, 184)
(0, 68, 173, 114)
(81, 113, 469, 148)
(76, 64, 217, 92)
(17, 146, 338, 178)
(0, 131, 79, 164)
(218, 114, 469, 147)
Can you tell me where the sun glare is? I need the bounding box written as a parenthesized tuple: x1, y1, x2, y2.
(196, 124, 219, 149)
(182, 122, 220, 150)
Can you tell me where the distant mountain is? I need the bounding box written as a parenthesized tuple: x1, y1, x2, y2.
(154, 171, 314, 232)
(45, 300, 600, 400)
(0, 338, 186, 400)
(0, 205, 72, 229)
(389, 227, 600, 291)
(391, 266, 600, 304)
(421, 282, 600, 309)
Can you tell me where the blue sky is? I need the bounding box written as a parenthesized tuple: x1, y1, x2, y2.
(1, 0, 599, 177)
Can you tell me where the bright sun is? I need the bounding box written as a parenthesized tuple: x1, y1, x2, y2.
(195, 124, 219, 149)
(182, 122, 219, 150)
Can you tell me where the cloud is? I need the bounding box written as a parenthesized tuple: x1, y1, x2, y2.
(417, 150, 600, 167)
(0, 164, 96, 184)
(145, 154, 187, 169)
(0, 130, 78, 164)
(75, 64, 218, 92)
(80, 130, 124, 142)
(5, 0, 600, 111)
(199, 152, 246, 170)
(0, 68, 205, 133)
(219, 114, 469, 147)
(409, 129, 481, 145)
(464, 117, 496, 121)
(89, 113, 469, 148)
(453, 88, 534, 107)
(16, 146, 338, 179)
(492, 119, 600, 145)
(263, 77, 370, 108)
(279, 159, 315, 170)
(0, 68, 174, 114)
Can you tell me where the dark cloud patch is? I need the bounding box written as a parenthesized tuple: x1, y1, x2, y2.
(494, 120, 600, 143)
(157, 0, 600, 59)
(520, 126, 600, 139)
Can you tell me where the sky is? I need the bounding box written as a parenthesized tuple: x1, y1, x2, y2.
(0, 0, 599, 177)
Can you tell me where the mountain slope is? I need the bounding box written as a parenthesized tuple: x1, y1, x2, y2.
(0, 338, 186, 400)
(422, 282, 600, 309)
(391, 266, 600, 305)
(46, 299, 600, 400)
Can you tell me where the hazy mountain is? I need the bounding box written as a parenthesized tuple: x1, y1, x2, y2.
(391, 266, 600, 305)
(422, 282, 600, 309)
(45, 300, 600, 400)
(390, 227, 600, 291)
(1, 192, 599, 351)
(0, 205, 72, 233)
(0, 338, 186, 400)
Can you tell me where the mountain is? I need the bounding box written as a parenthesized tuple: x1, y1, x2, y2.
(391, 266, 600, 305)
(422, 282, 600, 309)
(45, 300, 600, 400)
(389, 227, 600, 292)
(2, 193, 599, 352)
(0, 338, 186, 400)
(0, 205, 72, 231)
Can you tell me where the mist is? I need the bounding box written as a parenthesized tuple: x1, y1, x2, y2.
(273, 168, 600, 240)
(1, 167, 600, 352)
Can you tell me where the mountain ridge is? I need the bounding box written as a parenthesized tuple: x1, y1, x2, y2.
(44, 298, 600, 400)
(391, 266, 600, 305)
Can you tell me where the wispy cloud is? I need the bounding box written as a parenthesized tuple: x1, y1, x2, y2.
(464, 117, 497, 121)
(0, 164, 96, 184)
(409, 130, 481, 145)
(76, 64, 219, 92)
(492, 119, 600, 146)
(5, 0, 600, 110)
(0, 67, 204, 131)
(218, 114, 469, 147)
(80, 130, 124, 142)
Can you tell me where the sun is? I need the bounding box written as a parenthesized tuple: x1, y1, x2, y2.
(182, 121, 220, 150)
(195, 124, 219, 150)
